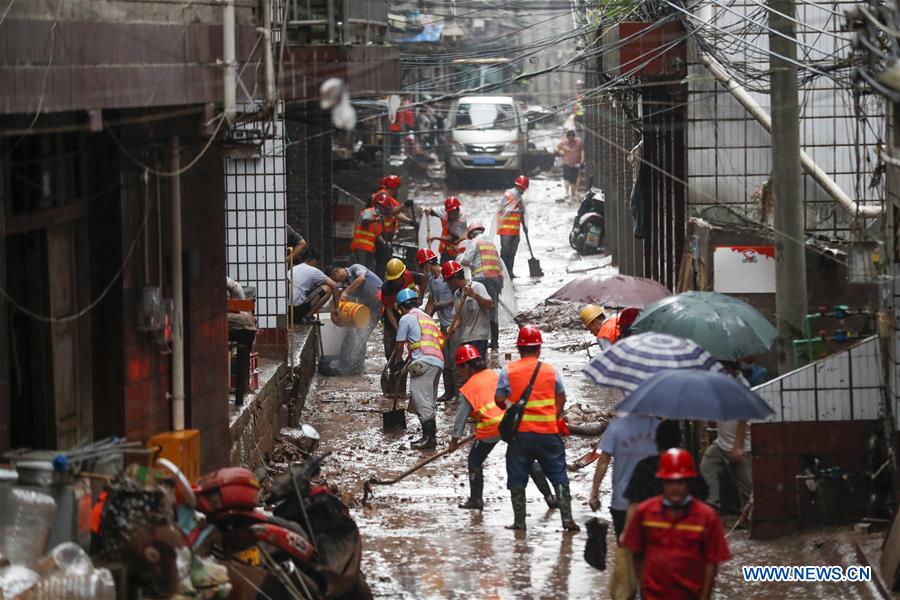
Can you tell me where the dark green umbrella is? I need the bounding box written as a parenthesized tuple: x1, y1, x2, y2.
(630, 291, 777, 360)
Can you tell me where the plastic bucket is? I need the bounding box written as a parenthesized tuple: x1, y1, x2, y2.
(319, 313, 348, 356)
(338, 301, 370, 328)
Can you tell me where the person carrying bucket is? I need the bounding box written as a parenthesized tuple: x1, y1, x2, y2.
(327, 263, 383, 373)
(449, 344, 562, 511)
(388, 288, 444, 450)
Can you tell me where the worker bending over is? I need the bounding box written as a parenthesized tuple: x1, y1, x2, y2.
(425, 196, 468, 263)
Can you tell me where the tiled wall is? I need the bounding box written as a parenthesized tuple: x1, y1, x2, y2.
(685, 0, 884, 236)
(754, 336, 883, 423)
(224, 120, 288, 330)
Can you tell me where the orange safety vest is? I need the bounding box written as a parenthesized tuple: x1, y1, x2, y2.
(373, 190, 400, 235)
(472, 238, 502, 279)
(597, 315, 621, 344)
(497, 190, 523, 237)
(409, 308, 445, 361)
(505, 357, 559, 434)
(350, 208, 381, 253)
(460, 369, 504, 440)
(439, 219, 461, 258)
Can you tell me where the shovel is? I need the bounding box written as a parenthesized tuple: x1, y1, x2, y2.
(382, 395, 407, 432)
(523, 226, 543, 277)
(381, 358, 410, 431)
(362, 434, 475, 504)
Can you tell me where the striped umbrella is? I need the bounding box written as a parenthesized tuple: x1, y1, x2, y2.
(583, 332, 725, 392)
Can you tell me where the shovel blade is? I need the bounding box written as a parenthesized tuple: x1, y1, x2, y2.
(528, 258, 543, 278)
(383, 408, 407, 431)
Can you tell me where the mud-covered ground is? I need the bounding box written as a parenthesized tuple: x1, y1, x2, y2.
(300, 175, 883, 599)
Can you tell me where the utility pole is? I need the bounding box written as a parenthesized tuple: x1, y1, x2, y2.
(769, 0, 807, 374)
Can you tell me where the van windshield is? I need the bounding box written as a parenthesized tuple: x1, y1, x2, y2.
(455, 103, 518, 130)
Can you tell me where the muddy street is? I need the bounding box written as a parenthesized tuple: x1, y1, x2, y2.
(301, 176, 880, 599)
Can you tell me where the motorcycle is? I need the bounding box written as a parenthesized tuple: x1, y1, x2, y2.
(179, 448, 371, 598)
(569, 180, 606, 255)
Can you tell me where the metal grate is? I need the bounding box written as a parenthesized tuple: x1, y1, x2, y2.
(224, 117, 288, 330)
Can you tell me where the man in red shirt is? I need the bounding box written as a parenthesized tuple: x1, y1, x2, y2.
(621, 448, 731, 600)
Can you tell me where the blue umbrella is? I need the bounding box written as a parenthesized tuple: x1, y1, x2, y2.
(583, 332, 724, 392)
(615, 370, 775, 421)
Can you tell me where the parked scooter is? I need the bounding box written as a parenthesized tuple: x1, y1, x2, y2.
(181, 447, 371, 598)
(569, 179, 606, 255)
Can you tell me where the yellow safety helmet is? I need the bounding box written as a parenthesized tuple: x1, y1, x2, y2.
(580, 304, 606, 327)
(385, 258, 407, 281)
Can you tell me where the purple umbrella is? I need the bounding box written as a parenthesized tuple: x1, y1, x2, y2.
(549, 274, 671, 309)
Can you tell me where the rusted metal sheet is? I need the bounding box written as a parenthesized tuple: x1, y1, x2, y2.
(282, 45, 401, 100)
(0, 19, 262, 114)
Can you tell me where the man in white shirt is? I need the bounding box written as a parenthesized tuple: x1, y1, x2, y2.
(287, 247, 340, 325)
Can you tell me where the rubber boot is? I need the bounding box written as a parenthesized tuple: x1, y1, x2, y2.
(504, 487, 528, 530)
(530, 464, 559, 509)
(458, 471, 484, 510)
(437, 363, 457, 402)
(412, 419, 437, 450)
(490, 321, 499, 350)
(557, 484, 580, 532)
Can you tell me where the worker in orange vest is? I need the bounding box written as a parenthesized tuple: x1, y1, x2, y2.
(372, 175, 414, 275)
(460, 222, 504, 349)
(580, 304, 613, 351)
(497, 175, 528, 277)
(350, 192, 392, 271)
(424, 196, 468, 263)
(450, 344, 560, 511)
(495, 326, 579, 531)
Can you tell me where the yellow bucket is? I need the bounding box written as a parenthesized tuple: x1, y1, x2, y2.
(338, 300, 370, 328)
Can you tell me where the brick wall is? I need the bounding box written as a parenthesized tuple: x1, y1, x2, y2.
(751, 420, 878, 539)
(182, 149, 230, 471)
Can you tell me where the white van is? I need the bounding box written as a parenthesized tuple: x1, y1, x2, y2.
(445, 95, 525, 181)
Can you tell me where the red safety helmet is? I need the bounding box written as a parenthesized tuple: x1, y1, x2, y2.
(416, 248, 437, 266)
(516, 325, 543, 347)
(444, 196, 461, 213)
(656, 448, 698, 480)
(619, 307, 641, 329)
(373, 191, 393, 212)
(441, 260, 464, 281)
(455, 344, 482, 366)
(514, 175, 529, 191)
(381, 174, 401, 190)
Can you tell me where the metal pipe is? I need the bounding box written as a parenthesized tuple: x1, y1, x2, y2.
(327, 0, 336, 43)
(223, 0, 237, 124)
(342, 0, 350, 44)
(698, 50, 884, 218)
(170, 137, 186, 431)
(261, 0, 277, 109)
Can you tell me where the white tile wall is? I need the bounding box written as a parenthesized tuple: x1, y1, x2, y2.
(753, 336, 883, 423)
(224, 118, 288, 329)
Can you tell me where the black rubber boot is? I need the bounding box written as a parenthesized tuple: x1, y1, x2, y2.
(557, 484, 580, 532)
(459, 471, 484, 510)
(490, 321, 499, 349)
(412, 419, 437, 450)
(530, 464, 558, 509)
(504, 487, 527, 530)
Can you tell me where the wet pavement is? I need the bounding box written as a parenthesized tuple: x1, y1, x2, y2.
(301, 175, 883, 599)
